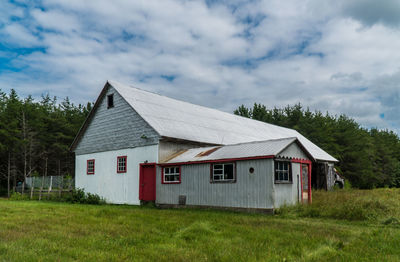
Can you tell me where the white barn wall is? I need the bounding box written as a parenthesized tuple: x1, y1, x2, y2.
(76, 144, 158, 204)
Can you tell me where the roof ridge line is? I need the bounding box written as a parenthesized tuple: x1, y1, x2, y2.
(108, 80, 301, 133)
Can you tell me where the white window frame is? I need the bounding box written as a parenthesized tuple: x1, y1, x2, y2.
(211, 163, 236, 183)
(87, 159, 95, 175)
(163, 166, 180, 184)
(117, 156, 127, 173)
(275, 160, 292, 183)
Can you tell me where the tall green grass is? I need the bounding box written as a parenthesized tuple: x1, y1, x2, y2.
(1, 189, 400, 261)
(277, 188, 400, 223)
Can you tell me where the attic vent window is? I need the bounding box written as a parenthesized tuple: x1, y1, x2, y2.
(107, 94, 114, 108)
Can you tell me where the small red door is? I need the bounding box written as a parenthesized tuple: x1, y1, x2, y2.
(139, 163, 156, 201)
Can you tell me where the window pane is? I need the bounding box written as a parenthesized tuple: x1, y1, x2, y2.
(175, 167, 179, 174)
(224, 164, 234, 180)
(214, 164, 223, 169)
(214, 175, 222, 180)
(213, 169, 223, 175)
(165, 168, 169, 174)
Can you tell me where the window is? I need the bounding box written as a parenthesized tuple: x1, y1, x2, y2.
(107, 94, 114, 108)
(87, 159, 95, 175)
(117, 156, 127, 173)
(211, 163, 235, 182)
(162, 166, 181, 184)
(275, 160, 292, 183)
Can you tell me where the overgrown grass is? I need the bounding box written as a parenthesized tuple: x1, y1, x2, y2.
(276, 188, 400, 223)
(0, 189, 400, 261)
(10, 188, 105, 205)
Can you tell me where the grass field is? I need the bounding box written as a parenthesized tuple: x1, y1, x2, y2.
(1, 189, 400, 261)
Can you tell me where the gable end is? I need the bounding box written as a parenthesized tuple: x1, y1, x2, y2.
(71, 82, 160, 155)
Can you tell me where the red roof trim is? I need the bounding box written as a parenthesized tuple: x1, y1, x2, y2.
(158, 155, 275, 166)
(291, 158, 312, 164)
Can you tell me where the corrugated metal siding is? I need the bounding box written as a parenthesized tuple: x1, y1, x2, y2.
(274, 162, 302, 207)
(74, 85, 160, 155)
(156, 159, 275, 209)
(277, 142, 309, 160)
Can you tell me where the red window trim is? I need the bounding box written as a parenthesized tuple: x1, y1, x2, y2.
(210, 162, 237, 183)
(117, 156, 127, 173)
(87, 159, 95, 175)
(161, 166, 181, 184)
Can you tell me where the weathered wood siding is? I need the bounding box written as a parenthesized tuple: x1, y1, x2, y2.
(74, 85, 159, 155)
(156, 159, 275, 209)
(158, 140, 212, 162)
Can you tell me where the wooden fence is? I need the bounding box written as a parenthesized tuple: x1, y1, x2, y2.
(23, 176, 74, 200)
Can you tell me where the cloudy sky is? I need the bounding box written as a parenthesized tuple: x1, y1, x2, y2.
(1, 0, 400, 132)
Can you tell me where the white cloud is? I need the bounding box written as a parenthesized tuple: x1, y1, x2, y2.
(0, 0, 400, 133)
(2, 23, 39, 47)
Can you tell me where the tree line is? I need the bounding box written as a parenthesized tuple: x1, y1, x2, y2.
(0, 88, 397, 193)
(0, 89, 91, 196)
(235, 103, 400, 189)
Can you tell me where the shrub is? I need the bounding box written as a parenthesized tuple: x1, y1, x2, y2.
(86, 192, 105, 205)
(65, 188, 105, 205)
(9, 192, 29, 201)
(71, 188, 86, 203)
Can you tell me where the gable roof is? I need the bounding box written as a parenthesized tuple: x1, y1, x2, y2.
(161, 137, 310, 164)
(109, 80, 337, 162)
(71, 80, 337, 162)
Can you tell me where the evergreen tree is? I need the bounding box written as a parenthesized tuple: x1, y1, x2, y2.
(234, 103, 400, 189)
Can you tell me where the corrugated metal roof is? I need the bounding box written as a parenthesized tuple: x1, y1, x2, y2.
(109, 80, 338, 162)
(163, 137, 298, 164)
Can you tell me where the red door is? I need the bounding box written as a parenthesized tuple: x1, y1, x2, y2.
(139, 163, 156, 201)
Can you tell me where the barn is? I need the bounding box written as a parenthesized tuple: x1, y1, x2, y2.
(70, 81, 338, 210)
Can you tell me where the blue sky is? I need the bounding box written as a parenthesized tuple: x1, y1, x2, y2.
(1, 0, 400, 133)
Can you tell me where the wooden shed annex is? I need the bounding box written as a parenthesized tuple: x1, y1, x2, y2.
(156, 137, 313, 212)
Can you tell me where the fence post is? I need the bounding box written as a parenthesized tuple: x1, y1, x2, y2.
(39, 176, 44, 201)
(59, 176, 63, 197)
(30, 177, 34, 200)
(47, 176, 53, 199)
